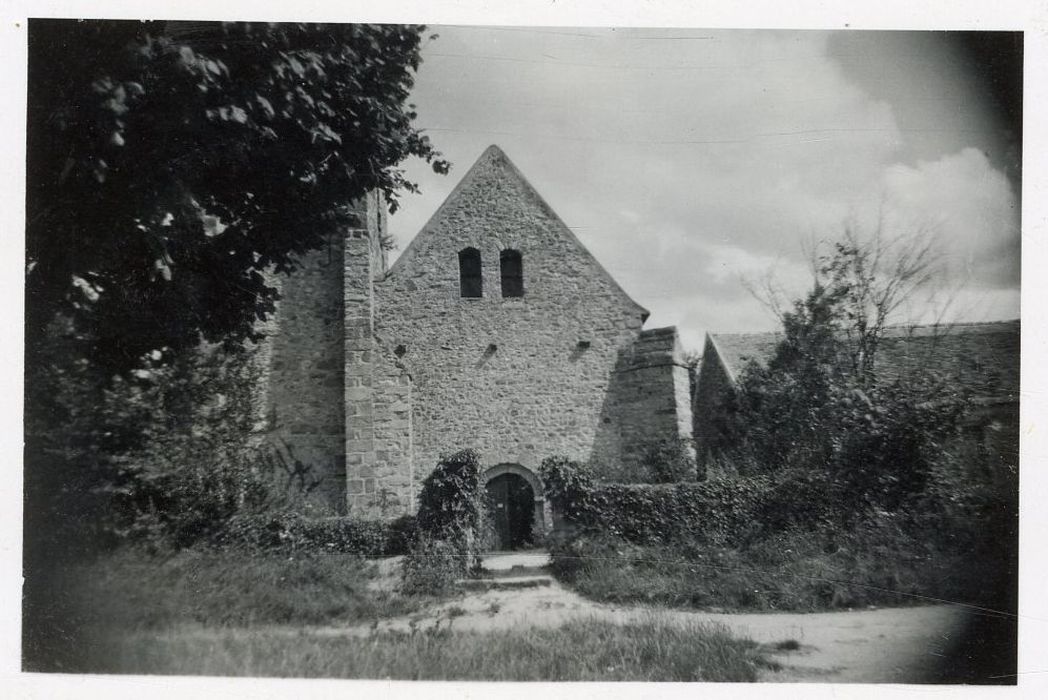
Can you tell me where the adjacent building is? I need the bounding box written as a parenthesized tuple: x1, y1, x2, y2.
(694, 321, 1021, 468)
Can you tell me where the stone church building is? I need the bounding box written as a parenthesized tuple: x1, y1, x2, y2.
(257, 145, 694, 542)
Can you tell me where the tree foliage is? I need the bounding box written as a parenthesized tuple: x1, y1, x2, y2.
(26, 20, 448, 372)
(710, 233, 965, 513)
(24, 20, 448, 559)
(24, 333, 264, 555)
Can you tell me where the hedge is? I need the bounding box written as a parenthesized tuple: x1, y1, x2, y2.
(574, 479, 771, 545)
(541, 457, 844, 546)
(213, 512, 416, 555)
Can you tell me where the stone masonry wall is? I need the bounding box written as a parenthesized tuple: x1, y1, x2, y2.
(260, 233, 348, 512)
(342, 191, 418, 517)
(361, 343, 414, 514)
(692, 334, 735, 467)
(342, 227, 377, 514)
(259, 194, 387, 514)
(372, 146, 651, 500)
(595, 327, 695, 480)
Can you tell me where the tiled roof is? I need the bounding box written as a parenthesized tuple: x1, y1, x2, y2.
(707, 331, 784, 382)
(708, 320, 1019, 402)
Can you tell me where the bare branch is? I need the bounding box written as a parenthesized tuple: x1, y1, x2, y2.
(742, 267, 788, 323)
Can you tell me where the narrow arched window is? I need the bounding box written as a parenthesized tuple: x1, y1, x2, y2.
(459, 247, 482, 298)
(500, 249, 524, 298)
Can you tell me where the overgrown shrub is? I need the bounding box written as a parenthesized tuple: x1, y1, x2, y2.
(476, 493, 501, 553)
(539, 456, 594, 523)
(24, 335, 278, 557)
(399, 535, 467, 596)
(753, 469, 844, 533)
(115, 444, 267, 552)
(413, 448, 484, 573)
(916, 435, 1019, 612)
(922, 435, 1019, 550)
(643, 437, 699, 483)
(214, 513, 417, 555)
(385, 514, 420, 555)
(703, 241, 973, 521)
(715, 365, 965, 493)
(548, 446, 1017, 615)
(416, 449, 482, 537)
(828, 384, 968, 515)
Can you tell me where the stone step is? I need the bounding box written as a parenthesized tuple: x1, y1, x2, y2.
(480, 565, 550, 579)
(480, 552, 551, 571)
(457, 575, 554, 591)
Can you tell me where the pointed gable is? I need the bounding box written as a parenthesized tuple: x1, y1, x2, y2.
(385, 145, 648, 320)
(372, 145, 662, 484)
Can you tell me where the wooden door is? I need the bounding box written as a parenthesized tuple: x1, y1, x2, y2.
(485, 473, 534, 550)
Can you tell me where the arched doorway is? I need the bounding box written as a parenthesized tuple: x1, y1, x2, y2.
(482, 464, 545, 551)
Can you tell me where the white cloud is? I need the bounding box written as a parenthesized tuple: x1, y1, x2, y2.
(880, 147, 1020, 289)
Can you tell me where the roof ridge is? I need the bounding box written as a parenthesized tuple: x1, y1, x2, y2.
(491, 145, 650, 321)
(710, 319, 1019, 338)
(385, 145, 503, 278)
(706, 319, 1019, 397)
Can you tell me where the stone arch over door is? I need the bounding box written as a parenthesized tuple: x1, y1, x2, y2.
(482, 463, 549, 548)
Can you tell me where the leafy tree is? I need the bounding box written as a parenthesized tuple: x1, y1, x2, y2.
(710, 231, 965, 515)
(713, 281, 849, 474)
(26, 19, 448, 373)
(23, 20, 448, 557)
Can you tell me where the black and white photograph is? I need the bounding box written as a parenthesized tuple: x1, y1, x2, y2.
(6, 1, 1044, 695)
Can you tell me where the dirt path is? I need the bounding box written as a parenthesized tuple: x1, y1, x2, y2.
(348, 552, 983, 683)
(356, 575, 973, 682)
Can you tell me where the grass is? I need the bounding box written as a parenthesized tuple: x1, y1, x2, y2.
(550, 521, 1006, 613)
(66, 616, 766, 681)
(92, 548, 422, 626)
(23, 547, 436, 672)
(24, 545, 769, 681)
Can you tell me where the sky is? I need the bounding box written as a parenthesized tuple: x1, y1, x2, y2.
(385, 27, 1022, 351)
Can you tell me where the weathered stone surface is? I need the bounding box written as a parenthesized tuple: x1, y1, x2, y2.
(692, 333, 736, 467)
(253, 232, 348, 512)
